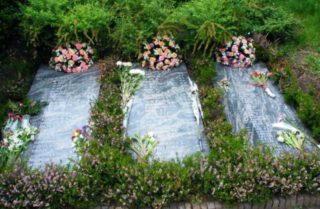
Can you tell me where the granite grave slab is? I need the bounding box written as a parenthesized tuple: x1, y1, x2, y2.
(215, 62, 315, 155)
(126, 64, 209, 161)
(25, 65, 100, 168)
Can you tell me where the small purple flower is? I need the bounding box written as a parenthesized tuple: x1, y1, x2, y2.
(82, 125, 89, 137)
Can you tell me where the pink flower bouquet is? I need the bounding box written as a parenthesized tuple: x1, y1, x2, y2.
(250, 71, 275, 98)
(139, 36, 182, 71)
(215, 36, 256, 68)
(49, 42, 94, 73)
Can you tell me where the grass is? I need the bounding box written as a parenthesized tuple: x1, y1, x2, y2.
(277, 0, 320, 49)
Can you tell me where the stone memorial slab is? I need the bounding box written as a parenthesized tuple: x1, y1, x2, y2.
(215, 62, 315, 155)
(25, 65, 100, 168)
(126, 64, 209, 161)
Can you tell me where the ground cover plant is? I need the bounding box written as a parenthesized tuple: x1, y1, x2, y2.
(2, 56, 320, 208)
(1, 0, 320, 208)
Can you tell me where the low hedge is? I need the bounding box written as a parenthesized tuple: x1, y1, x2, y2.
(1, 57, 320, 209)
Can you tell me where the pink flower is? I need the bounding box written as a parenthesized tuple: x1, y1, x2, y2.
(76, 43, 82, 50)
(83, 54, 89, 62)
(231, 45, 238, 52)
(80, 62, 89, 71)
(72, 55, 79, 61)
(72, 67, 81, 73)
(54, 57, 61, 63)
(242, 39, 247, 44)
(62, 49, 68, 55)
(158, 55, 165, 62)
(239, 53, 245, 60)
(79, 49, 85, 56)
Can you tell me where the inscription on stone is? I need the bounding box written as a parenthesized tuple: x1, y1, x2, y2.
(215, 62, 314, 154)
(127, 64, 209, 161)
(25, 65, 100, 168)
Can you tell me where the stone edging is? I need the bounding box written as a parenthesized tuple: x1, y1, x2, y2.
(97, 195, 320, 209)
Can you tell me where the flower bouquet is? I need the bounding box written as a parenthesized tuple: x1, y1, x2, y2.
(250, 71, 275, 98)
(272, 118, 307, 151)
(139, 35, 182, 71)
(130, 132, 158, 162)
(2, 115, 38, 155)
(71, 125, 93, 154)
(49, 42, 94, 73)
(117, 61, 145, 112)
(216, 36, 256, 68)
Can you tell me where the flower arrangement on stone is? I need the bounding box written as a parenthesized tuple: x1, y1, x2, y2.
(71, 125, 94, 155)
(139, 35, 182, 71)
(250, 71, 275, 98)
(49, 42, 94, 73)
(117, 61, 145, 113)
(1, 114, 38, 156)
(216, 36, 256, 67)
(272, 117, 307, 151)
(1, 99, 45, 158)
(130, 132, 158, 163)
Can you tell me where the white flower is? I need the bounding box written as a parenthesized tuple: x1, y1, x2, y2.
(129, 69, 145, 76)
(147, 132, 155, 137)
(123, 62, 132, 67)
(117, 61, 132, 67)
(277, 136, 285, 143)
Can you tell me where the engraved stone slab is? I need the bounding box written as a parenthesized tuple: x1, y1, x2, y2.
(215, 62, 314, 155)
(127, 64, 209, 161)
(25, 65, 100, 168)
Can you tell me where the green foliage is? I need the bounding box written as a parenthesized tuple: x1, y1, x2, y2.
(0, 0, 23, 51)
(269, 64, 320, 141)
(159, 0, 298, 55)
(276, 0, 320, 48)
(21, 0, 112, 45)
(305, 53, 320, 75)
(2, 57, 320, 208)
(7, 99, 47, 116)
(109, 0, 176, 57)
(0, 56, 39, 132)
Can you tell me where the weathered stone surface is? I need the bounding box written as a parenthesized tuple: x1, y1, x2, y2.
(127, 64, 209, 161)
(185, 203, 192, 209)
(215, 62, 314, 155)
(25, 65, 100, 168)
(207, 202, 216, 209)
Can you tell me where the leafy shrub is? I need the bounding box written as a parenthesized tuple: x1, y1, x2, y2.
(109, 0, 176, 57)
(2, 57, 320, 208)
(159, 0, 298, 55)
(0, 0, 23, 51)
(21, 0, 112, 45)
(269, 61, 320, 141)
